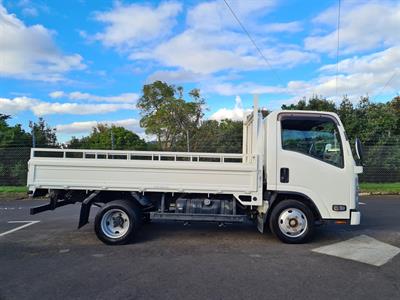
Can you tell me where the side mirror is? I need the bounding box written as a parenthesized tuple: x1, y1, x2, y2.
(355, 137, 364, 165)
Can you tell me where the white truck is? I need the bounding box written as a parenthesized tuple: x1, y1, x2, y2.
(27, 97, 363, 245)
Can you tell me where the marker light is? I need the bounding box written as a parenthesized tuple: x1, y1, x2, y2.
(332, 205, 347, 211)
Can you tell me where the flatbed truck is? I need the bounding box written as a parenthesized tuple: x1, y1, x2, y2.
(27, 97, 363, 244)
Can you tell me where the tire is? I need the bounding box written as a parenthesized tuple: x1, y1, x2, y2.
(94, 200, 141, 245)
(269, 200, 314, 244)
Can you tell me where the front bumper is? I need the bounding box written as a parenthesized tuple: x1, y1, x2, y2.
(350, 210, 361, 225)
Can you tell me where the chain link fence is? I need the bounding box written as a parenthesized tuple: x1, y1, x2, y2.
(0, 147, 31, 186)
(0, 140, 399, 186)
(360, 143, 400, 182)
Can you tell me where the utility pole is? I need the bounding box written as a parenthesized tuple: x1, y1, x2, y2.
(186, 130, 190, 152)
(111, 130, 115, 150)
(29, 121, 36, 148)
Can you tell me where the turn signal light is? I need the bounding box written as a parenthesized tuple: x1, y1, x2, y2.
(332, 205, 347, 211)
(335, 220, 347, 224)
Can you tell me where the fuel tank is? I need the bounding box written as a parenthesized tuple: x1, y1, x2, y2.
(175, 198, 233, 215)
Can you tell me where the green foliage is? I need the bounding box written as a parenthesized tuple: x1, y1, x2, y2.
(0, 114, 31, 148)
(30, 117, 58, 147)
(0, 115, 57, 185)
(282, 95, 336, 112)
(189, 119, 243, 153)
(137, 81, 205, 150)
(0, 114, 31, 185)
(68, 124, 147, 150)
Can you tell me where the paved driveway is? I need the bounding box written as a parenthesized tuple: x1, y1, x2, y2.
(0, 196, 399, 300)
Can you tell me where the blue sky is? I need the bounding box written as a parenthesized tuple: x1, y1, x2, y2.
(0, 0, 399, 142)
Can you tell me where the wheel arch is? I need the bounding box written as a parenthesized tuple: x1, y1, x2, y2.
(78, 191, 144, 229)
(267, 191, 322, 223)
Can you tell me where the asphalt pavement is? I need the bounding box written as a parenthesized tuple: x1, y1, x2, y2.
(0, 196, 400, 300)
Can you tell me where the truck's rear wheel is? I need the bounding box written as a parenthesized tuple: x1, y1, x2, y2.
(269, 200, 314, 244)
(94, 200, 140, 245)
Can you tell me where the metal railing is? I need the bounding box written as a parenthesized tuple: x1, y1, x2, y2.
(31, 148, 257, 164)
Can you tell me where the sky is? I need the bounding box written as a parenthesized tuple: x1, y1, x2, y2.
(0, 0, 399, 143)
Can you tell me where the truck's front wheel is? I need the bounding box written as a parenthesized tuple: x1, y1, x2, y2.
(269, 200, 314, 244)
(94, 200, 140, 245)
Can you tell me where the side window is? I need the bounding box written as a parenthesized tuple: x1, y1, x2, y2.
(281, 117, 344, 168)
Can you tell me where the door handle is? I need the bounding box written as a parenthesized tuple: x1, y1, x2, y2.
(280, 168, 289, 183)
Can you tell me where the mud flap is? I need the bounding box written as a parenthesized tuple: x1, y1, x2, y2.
(257, 213, 267, 233)
(78, 191, 100, 229)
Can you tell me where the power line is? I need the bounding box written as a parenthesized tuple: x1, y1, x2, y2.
(374, 70, 398, 101)
(222, 0, 283, 84)
(335, 0, 341, 97)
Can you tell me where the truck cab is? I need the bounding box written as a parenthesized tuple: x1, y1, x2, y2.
(266, 110, 361, 222)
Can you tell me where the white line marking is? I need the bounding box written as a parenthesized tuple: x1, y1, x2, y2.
(0, 207, 25, 210)
(8, 221, 39, 223)
(0, 221, 40, 237)
(359, 202, 366, 205)
(312, 235, 400, 267)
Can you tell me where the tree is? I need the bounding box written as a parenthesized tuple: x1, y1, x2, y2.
(68, 124, 147, 150)
(337, 96, 358, 140)
(137, 81, 205, 151)
(282, 95, 336, 112)
(29, 117, 58, 147)
(0, 114, 31, 148)
(189, 119, 243, 153)
(0, 115, 31, 185)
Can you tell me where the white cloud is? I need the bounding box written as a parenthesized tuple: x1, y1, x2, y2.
(289, 46, 400, 99)
(209, 45, 400, 102)
(56, 119, 154, 142)
(48, 91, 65, 98)
(0, 97, 136, 116)
(205, 82, 286, 96)
(0, 96, 32, 114)
(56, 118, 142, 135)
(21, 7, 38, 17)
(91, 0, 315, 76)
(186, 0, 277, 31)
(49, 91, 139, 103)
(93, 1, 182, 49)
(0, 4, 85, 81)
(210, 96, 251, 121)
(147, 69, 209, 84)
(131, 29, 262, 74)
(262, 21, 303, 33)
(320, 46, 400, 75)
(305, 1, 400, 54)
(17, 0, 48, 17)
(132, 29, 317, 74)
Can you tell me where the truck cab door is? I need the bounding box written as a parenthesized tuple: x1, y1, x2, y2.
(276, 113, 353, 220)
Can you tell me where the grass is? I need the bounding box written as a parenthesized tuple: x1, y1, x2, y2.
(359, 182, 400, 194)
(0, 186, 27, 193)
(0, 186, 28, 199)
